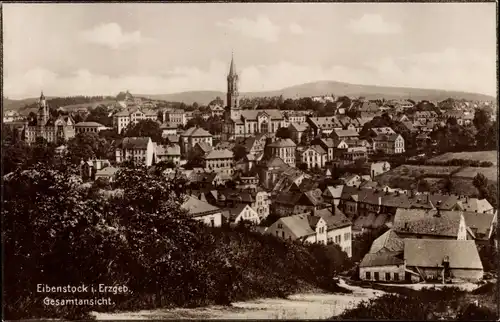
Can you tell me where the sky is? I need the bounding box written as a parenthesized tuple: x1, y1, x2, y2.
(3, 3, 497, 99)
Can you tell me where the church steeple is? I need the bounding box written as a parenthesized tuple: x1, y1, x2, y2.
(226, 53, 240, 117)
(228, 52, 236, 78)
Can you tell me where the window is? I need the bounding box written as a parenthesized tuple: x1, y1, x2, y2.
(282, 231, 285, 238)
(210, 218, 215, 227)
(394, 273, 399, 281)
(374, 272, 379, 281)
(344, 232, 351, 241)
(366, 272, 371, 280)
(385, 272, 391, 281)
(277, 223, 283, 229)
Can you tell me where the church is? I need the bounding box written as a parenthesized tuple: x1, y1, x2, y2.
(222, 55, 285, 141)
(25, 92, 76, 144)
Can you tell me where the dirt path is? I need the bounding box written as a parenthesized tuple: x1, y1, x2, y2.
(91, 279, 386, 320)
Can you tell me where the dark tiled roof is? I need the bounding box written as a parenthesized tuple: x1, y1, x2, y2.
(393, 208, 462, 237)
(121, 137, 150, 149)
(369, 229, 404, 254)
(314, 207, 352, 230)
(404, 239, 482, 270)
(360, 251, 404, 268)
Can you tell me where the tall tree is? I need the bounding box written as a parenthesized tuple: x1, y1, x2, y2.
(67, 132, 111, 163)
(123, 119, 163, 143)
(275, 127, 292, 139)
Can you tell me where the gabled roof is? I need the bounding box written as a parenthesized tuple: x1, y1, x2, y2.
(305, 145, 327, 155)
(360, 251, 404, 268)
(289, 122, 308, 132)
(195, 142, 213, 154)
(369, 229, 404, 254)
(160, 122, 177, 129)
(393, 208, 462, 237)
(313, 207, 352, 230)
(221, 204, 250, 221)
(267, 138, 296, 148)
(204, 149, 233, 160)
(240, 109, 284, 120)
(95, 166, 120, 177)
(462, 211, 496, 240)
(181, 195, 221, 217)
(404, 239, 482, 270)
(165, 135, 180, 143)
(332, 129, 359, 138)
(264, 156, 287, 168)
(458, 198, 494, 213)
(323, 185, 344, 200)
(120, 137, 151, 149)
(157, 144, 181, 156)
(181, 126, 212, 137)
(279, 214, 316, 238)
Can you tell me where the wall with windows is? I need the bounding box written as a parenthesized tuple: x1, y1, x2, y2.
(193, 212, 222, 227)
(326, 225, 352, 257)
(359, 264, 406, 282)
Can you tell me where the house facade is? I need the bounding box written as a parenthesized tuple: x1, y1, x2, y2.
(300, 145, 327, 169)
(181, 195, 223, 227)
(202, 149, 234, 174)
(266, 138, 297, 167)
(180, 126, 213, 157)
(115, 137, 155, 166)
(75, 122, 106, 134)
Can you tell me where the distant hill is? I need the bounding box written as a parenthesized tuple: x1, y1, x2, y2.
(4, 81, 495, 109)
(140, 81, 495, 105)
(3, 97, 43, 111)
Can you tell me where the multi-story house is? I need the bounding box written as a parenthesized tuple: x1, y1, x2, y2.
(266, 138, 297, 167)
(288, 122, 308, 144)
(222, 204, 261, 226)
(300, 145, 328, 169)
(162, 109, 187, 127)
(372, 133, 405, 154)
(155, 144, 181, 165)
(331, 129, 360, 142)
(180, 126, 213, 157)
(181, 195, 222, 227)
(282, 111, 307, 127)
(160, 122, 178, 137)
(113, 107, 158, 134)
(307, 116, 343, 136)
(266, 206, 353, 257)
(273, 189, 325, 217)
(115, 137, 155, 166)
(210, 104, 225, 118)
(202, 149, 234, 174)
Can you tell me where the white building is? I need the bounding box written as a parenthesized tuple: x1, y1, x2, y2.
(115, 137, 155, 166)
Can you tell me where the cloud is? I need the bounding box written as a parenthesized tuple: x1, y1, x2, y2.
(80, 23, 152, 49)
(216, 15, 280, 42)
(348, 14, 402, 34)
(289, 23, 304, 35)
(4, 48, 496, 99)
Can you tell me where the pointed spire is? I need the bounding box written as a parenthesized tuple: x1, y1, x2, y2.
(228, 52, 236, 77)
(40, 91, 45, 100)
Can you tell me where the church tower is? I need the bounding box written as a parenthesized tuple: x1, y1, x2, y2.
(226, 53, 241, 119)
(37, 91, 49, 127)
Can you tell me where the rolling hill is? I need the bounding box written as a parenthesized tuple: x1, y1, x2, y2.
(4, 80, 495, 109)
(140, 81, 495, 105)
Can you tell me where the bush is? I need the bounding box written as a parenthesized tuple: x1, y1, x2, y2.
(457, 304, 497, 321)
(3, 164, 350, 320)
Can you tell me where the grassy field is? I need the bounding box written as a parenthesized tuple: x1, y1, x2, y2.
(429, 151, 497, 166)
(59, 100, 117, 111)
(375, 164, 498, 195)
(453, 167, 498, 182)
(375, 165, 461, 189)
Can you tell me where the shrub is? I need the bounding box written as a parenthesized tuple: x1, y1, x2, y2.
(3, 164, 351, 320)
(457, 304, 497, 321)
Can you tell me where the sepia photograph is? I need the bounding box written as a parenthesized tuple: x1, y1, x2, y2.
(1, 2, 498, 320)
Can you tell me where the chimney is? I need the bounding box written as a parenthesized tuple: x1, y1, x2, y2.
(466, 196, 469, 204)
(331, 203, 336, 215)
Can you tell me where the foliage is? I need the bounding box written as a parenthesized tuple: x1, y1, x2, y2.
(335, 287, 473, 320)
(457, 303, 497, 321)
(67, 132, 112, 163)
(472, 173, 497, 207)
(351, 226, 389, 263)
(85, 105, 112, 127)
(3, 164, 351, 320)
(275, 127, 293, 139)
(478, 244, 498, 272)
(232, 145, 248, 161)
(123, 119, 163, 143)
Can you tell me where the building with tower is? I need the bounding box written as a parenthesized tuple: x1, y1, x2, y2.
(25, 92, 76, 144)
(222, 54, 285, 141)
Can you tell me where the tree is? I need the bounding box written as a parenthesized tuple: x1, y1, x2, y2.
(275, 127, 292, 139)
(301, 127, 314, 146)
(85, 105, 112, 127)
(232, 145, 247, 161)
(473, 108, 492, 131)
(123, 119, 162, 143)
(3, 141, 31, 174)
(67, 132, 111, 163)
